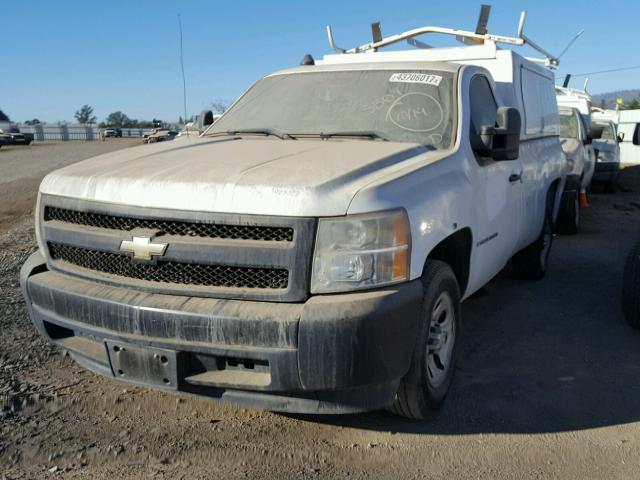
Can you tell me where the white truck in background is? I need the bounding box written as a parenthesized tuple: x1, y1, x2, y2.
(0, 122, 34, 145)
(177, 110, 221, 138)
(618, 110, 640, 165)
(555, 85, 596, 233)
(20, 10, 566, 419)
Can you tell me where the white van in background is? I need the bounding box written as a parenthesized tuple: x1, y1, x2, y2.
(618, 110, 640, 165)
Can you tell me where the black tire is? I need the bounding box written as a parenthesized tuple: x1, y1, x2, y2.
(388, 260, 460, 419)
(512, 204, 553, 280)
(622, 242, 640, 329)
(556, 189, 580, 235)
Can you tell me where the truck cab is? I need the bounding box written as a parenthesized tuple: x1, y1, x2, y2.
(21, 12, 566, 418)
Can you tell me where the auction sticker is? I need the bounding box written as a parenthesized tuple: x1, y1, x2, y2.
(389, 72, 442, 86)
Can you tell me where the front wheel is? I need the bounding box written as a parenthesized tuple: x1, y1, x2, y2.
(512, 207, 553, 280)
(388, 260, 460, 419)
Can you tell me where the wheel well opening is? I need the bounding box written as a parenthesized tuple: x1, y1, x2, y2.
(426, 228, 472, 295)
(549, 178, 561, 217)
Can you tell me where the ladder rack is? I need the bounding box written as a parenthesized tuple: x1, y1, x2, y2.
(326, 10, 560, 68)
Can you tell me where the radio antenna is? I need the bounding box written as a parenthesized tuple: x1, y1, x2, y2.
(178, 14, 188, 131)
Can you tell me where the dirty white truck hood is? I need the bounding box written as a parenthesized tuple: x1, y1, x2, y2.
(40, 137, 436, 216)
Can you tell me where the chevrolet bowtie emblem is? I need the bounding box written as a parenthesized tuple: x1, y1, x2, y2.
(119, 236, 168, 261)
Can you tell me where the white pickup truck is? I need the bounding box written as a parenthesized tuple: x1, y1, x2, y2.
(20, 15, 565, 418)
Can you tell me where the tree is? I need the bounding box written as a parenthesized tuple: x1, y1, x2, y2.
(628, 98, 640, 110)
(24, 118, 42, 125)
(210, 99, 229, 115)
(104, 111, 132, 128)
(75, 104, 96, 125)
(0, 109, 9, 122)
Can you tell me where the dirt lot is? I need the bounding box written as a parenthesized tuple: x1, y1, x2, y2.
(0, 140, 140, 232)
(1, 142, 640, 479)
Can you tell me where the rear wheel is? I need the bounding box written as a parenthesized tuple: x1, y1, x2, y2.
(512, 206, 553, 280)
(556, 189, 580, 234)
(388, 260, 460, 419)
(622, 242, 640, 329)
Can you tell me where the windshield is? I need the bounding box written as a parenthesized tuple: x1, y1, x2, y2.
(559, 110, 579, 139)
(593, 121, 615, 140)
(206, 70, 455, 148)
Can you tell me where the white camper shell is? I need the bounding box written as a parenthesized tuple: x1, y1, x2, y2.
(556, 85, 593, 129)
(21, 10, 566, 418)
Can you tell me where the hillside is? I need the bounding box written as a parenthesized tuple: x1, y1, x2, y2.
(591, 89, 640, 109)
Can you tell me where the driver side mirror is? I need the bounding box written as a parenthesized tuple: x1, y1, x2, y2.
(198, 110, 214, 129)
(474, 107, 521, 161)
(617, 132, 625, 143)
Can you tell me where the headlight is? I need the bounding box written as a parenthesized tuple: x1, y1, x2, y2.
(34, 193, 46, 254)
(311, 210, 411, 294)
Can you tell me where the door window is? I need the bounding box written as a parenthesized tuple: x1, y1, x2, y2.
(469, 76, 498, 162)
(469, 76, 497, 137)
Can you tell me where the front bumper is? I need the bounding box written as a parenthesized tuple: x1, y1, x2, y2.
(21, 251, 422, 414)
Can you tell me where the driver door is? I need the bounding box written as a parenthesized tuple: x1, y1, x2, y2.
(469, 75, 523, 283)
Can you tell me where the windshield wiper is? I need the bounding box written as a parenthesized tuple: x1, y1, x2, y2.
(317, 131, 390, 141)
(205, 128, 294, 140)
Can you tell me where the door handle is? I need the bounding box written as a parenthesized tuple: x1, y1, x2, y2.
(509, 172, 522, 183)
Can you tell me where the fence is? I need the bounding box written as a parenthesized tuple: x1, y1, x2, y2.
(15, 124, 154, 141)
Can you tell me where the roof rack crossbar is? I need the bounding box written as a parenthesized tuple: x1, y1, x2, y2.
(340, 25, 522, 53)
(325, 25, 346, 54)
(325, 10, 560, 67)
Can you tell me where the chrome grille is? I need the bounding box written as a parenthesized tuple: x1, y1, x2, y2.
(48, 243, 289, 290)
(44, 206, 294, 242)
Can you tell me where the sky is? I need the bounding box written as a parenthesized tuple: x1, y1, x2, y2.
(2, 0, 639, 124)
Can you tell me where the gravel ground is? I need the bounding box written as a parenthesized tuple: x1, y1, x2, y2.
(1, 143, 640, 479)
(0, 140, 140, 232)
